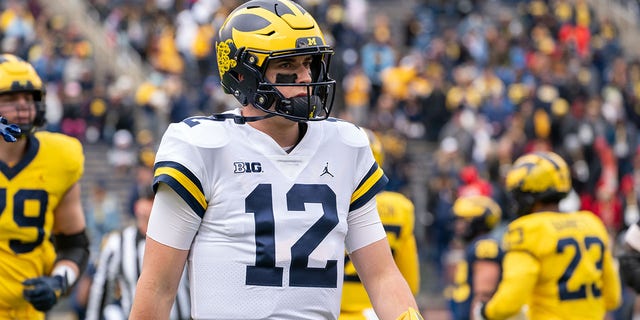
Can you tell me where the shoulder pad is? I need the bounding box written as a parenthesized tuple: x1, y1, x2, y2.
(35, 131, 84, 172)
(474, 239, 500, 259)
(167, 116, 230, 148)
(502, 215, 547, 254)
(576, 210, 609, 238)
(330, 119, 368, 147)
(35, 131, 83, 154)
(576, 210, 602, 223)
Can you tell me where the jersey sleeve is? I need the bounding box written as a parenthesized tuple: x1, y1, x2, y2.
(146, 184, 202, 250)
(59, 135, 84, 184)
(471, 239, 501, 263)
(484, 218, 543, 319)
(501, 216, 551, 257)
(484, 250, 538, 319)
(344, 198, 386, 253)
(349, 162, 388, 212)
(152, 122, 209, 218)
(338, 122, 388, 212)
(42, 132, 84, 187)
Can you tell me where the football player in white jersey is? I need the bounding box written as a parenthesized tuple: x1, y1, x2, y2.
(130, 0, 422, 319)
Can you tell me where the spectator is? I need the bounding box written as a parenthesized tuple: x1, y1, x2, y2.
(84, 179, 123, 257)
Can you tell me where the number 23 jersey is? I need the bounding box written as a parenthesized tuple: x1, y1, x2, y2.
(149, 113, 388, 319)
(0, 132, 84, 309)
(484, 210, 621, 320)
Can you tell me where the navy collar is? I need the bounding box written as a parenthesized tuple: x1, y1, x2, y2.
(0, 135, 39, 180)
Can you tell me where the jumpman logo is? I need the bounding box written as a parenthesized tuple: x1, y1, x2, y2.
(320, 162, 334, 177)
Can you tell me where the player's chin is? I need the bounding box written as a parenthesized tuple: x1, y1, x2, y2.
(12, 119, 31, 126)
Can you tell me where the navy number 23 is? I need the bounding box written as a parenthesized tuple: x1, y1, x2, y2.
(557, 236, 605, 300)
(245, 183, 339, 288)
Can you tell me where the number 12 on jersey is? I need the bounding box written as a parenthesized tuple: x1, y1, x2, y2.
(245, 183, 339, 288)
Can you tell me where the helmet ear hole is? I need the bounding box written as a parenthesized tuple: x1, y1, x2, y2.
(246, 54, 259, 66)
(255, 94, 269, 108)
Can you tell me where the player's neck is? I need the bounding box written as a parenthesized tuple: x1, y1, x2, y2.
(531, 203, 560, 213)
(245, 109, 302, 148)
(0, 137, 28, 166)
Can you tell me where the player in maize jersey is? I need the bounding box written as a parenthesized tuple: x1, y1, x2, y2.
(130, 1, 421, 319)
(340, 128, 420, 320)
(448, 194, 527, 320)
(476, 151, 621, 320)
(0, 53, 89, 319)
(448, 195, 503, 320)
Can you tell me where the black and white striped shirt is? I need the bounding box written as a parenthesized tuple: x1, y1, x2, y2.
(86, 225, 190, 319)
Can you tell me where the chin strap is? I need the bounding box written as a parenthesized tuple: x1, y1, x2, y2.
(277, 95, 323, 120)
(211, 112, 276, 124)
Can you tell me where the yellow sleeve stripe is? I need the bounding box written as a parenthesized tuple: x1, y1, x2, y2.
(350, 163, 388, 211)
(153, 161, 207, 218)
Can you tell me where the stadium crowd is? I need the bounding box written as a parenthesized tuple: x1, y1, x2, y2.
(3, 0, 640, 318)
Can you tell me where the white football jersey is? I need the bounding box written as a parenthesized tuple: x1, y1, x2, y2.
(148, 109, 388, 319)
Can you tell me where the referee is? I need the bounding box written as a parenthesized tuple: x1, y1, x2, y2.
(86, 190, 190, 319)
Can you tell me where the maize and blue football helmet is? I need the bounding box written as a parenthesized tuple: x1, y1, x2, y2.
(0, 54, 45, 136)
(452, 195, 502, 242)
(215, 0, 336, 122)
(505, 151, 571, 217)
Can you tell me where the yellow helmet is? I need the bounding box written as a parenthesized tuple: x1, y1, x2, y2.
(452, 195, 502, 241)
(0, 54, 45, 135)
(505, 151, 571, 216)
(362, 128, 385, 166)
(216, 0, 336, 122)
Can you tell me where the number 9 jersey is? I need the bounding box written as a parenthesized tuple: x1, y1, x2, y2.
(148, 111, 389, 319)
(483, 210, 621, 320)
(0, 132, 84, 310)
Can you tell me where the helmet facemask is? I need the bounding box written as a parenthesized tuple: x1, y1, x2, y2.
(233, 46, 335, 122)
(0, 92, 45, 138)
(24, 93, 45, 135)
(457, 217, 491, 243)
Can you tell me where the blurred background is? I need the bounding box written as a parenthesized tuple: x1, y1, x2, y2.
(3, 0, 639, 318)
